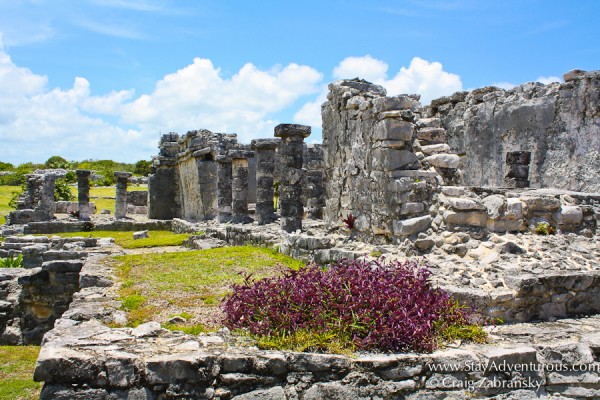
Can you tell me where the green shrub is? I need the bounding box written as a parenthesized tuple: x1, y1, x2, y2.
(535, 221, 555, 235)
(0, 254, 23, 268)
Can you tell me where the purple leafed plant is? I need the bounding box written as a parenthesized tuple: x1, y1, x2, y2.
(342, 213, 356, 230)
(221, 258, 478, 353)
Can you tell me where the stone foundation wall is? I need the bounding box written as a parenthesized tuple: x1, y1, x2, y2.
(0, 235, 100, 345)
(434, 187, 599, 237)
(429, 69, 600, 192)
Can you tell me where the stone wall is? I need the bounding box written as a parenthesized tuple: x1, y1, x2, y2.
(32, 234, 600, 399)
(428, 69, 600, 192)
(0, 235, 100, 345)
(322, 79, 441, 240)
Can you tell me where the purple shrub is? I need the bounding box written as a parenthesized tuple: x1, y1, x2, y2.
(342, 213, 356, 230)
(221, 258, 476, 353)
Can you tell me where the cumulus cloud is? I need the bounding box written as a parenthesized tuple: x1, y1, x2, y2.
(295, 55, 463, 130)
(0, 37, 323, 163)
(122, 58, 323, 143)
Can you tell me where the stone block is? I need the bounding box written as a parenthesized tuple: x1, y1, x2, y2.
(521, 196, 561, 212)
(373, 119, 414, 141)
(424, 153, 459, 169)
(371, 149, 418, 171)
(482, 194, 506, 219)
(416, 127, 447, 143)
(563, 69, 586, 81)
(133, 231, 149, 240)
(447, 197, 487, 211)
(421, 143, 450, 155)
(558, 206, 583, 225)
(506, 198, 524, 219)
(443, 210, 488, 227)
(487, 218, 525, 232)
(400, 202, 425, 215)
(393, 215, 432, 236)
(441, 186, 465, 197)
(372, 95, 420, 113)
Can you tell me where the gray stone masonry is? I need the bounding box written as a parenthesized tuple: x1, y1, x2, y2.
(229, 149, 254, 224)
(505, 151, 531, 188)
(303, 144, 326, 219)
(6, 170, 66, 225)
(429, 69, 600, 192)
(114, 171, 132, 219)
(75, 170, 91, 221)
(216, 155, 233, 223)
(275, 123, 311, 233)
(251, 138, 280, 224)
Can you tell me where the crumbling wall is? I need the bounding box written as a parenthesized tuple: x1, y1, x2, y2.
(322, 80, 440, 239)
(0, 236, 95, 345)
(429, 69, 600, 192)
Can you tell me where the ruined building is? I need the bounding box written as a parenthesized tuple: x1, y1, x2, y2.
(143, 69, 598, 242)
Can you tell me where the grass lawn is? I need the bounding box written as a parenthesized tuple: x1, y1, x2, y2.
(47, 230, 188, 249)
(0, 186, 20, 225)
(0, 346, 41, 400)
(111, 246, 306, 331)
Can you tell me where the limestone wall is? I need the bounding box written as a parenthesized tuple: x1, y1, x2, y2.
(0, 235, 97, 345)
(429, 69, 600, 192)
(322, 79, 439, 240)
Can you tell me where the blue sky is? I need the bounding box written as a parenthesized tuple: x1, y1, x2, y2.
(0, 0, 598, 164)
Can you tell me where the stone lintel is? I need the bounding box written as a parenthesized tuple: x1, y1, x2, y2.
(251, 138, 280, 150)
(75, 169, 91, 177)
(274, 124, 311, 139)
(192, 147, 212, 158)
(228, 150, 254, 159)
(114, 171, 132, 180)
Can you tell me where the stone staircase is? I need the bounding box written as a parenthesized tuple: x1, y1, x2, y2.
(414, 116, 463, 185)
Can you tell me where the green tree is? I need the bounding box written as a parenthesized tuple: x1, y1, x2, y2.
(134, 160, 152, 176)
(0, 161, 13, 171)
(45, 156, 71, 169)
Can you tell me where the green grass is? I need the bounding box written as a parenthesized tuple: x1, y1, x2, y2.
(0, 186, 20, 225)
(46, 230, 188, 249)
(0, 346, 41, 400)
(111, 246, 305, 329)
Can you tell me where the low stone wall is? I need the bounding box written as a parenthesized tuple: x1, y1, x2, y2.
(435, 187, 599, 237)
(0, 235, 103, 345)
(32, 240, 600, 399)
(54, 201, 97, 215)
(23, 219, 172, 234)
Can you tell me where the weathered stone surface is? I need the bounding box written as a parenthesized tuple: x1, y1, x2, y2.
(133, 230, 149, 240)
(558, 205, 583, 225)
(424, 153, 459, 169)
(433, 71, 600, 191)
(393, 215, 432, 236)
(372, 149, 419, 171)
(373, 119, 414, 141)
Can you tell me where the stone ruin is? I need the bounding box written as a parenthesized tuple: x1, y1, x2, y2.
(1, 69, 599, 399)
(148, 127, 325, 233)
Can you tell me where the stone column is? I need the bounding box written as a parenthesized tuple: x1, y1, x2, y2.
(76, 170, 91, 221)
(251, 139, 279, 225)
(275, 124, 311, 232)
(216, 155, 233, 223)
(114, 171, 132, 219)
(39, 174, 58, 220)
(229, 150, 253, 224)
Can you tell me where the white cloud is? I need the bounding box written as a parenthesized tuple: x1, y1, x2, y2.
(333, 55, 388, 83)
(295, 56, 463, 130)
(536, 75, 562, 85)
(384, 57, 462, 103)
(122, 58, 323, 143)
(0, 37, 323, 163)
(492, 82, 516, 90)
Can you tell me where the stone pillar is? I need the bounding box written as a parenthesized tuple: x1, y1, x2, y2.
(76, 170, 91, 221)
(216, 155, 233, 223)
(39, 174, 58, 220)
(251, 139, 279, 225)
(229, 150, 253, 224)
(275, 124, 311, 232)
(114, 171, 132, 219)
